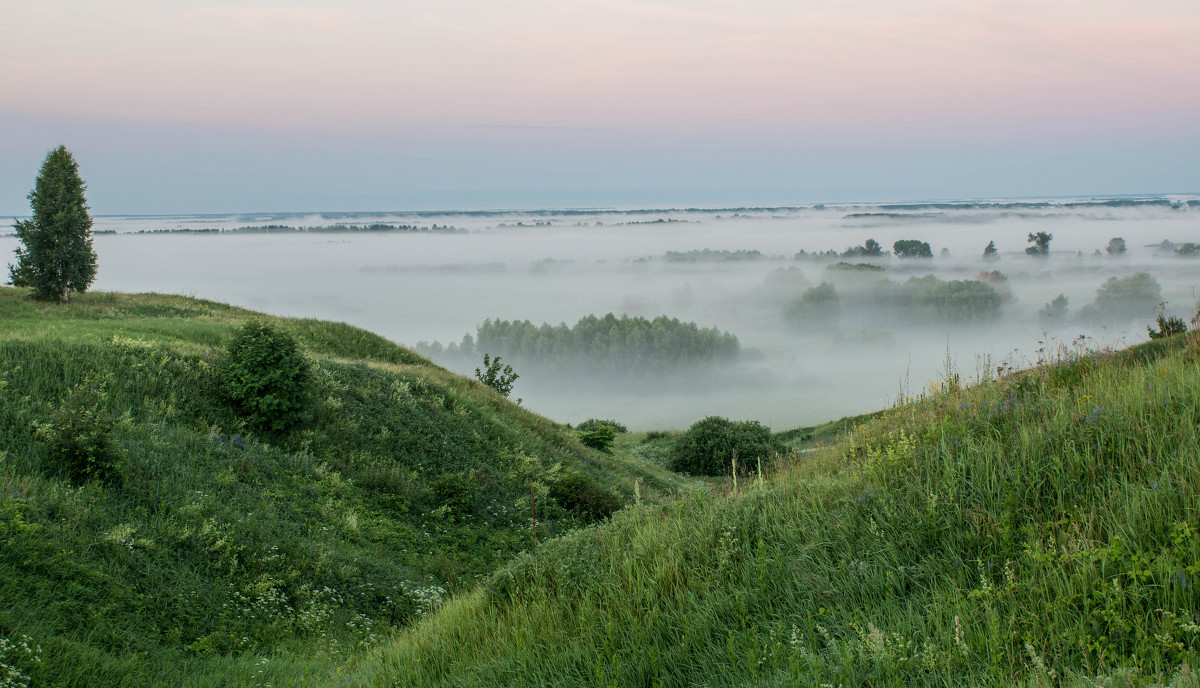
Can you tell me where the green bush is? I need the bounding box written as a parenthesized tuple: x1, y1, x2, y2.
(577, 425, 617, 452)
(431, 472, 479, 516)
(575, 418, 628, 434)
(668, 416, 779, 476)
(219, 320, 312, 432)
(34, 376, 123, 484)
(549, 473, 623, 521)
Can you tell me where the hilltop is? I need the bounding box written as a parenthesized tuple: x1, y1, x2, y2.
(348, 330, 1200, 686)
(0, 287, 687, 686)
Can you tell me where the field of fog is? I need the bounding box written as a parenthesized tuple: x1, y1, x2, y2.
(4, 199, 1198, 430)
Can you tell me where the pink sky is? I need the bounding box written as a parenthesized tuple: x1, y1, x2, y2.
(2, 1, 1198, 211)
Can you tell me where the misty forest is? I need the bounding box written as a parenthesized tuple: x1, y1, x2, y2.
(11, 198, 1195, 429)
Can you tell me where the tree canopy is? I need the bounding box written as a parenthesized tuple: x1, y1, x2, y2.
(8, 146, 98, 301)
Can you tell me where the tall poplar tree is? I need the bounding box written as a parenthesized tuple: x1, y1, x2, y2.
(9, 146, 98, 302)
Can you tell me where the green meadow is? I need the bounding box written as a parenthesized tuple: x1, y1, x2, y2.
(0, 287, 687, 686)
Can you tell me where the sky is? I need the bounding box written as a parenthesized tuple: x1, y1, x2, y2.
(2, 0, 1199, 214)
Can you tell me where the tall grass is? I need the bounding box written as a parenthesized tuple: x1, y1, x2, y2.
(350, 332, 1200, 686)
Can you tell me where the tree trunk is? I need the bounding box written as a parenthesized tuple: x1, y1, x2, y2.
(62, 284, 69, 302)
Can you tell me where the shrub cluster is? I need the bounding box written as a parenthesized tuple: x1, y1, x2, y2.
(34, 376, 123, 484)
(668, 416, 779, 476)
(219, 321, 312, 433)
(549, 473, 624, 521)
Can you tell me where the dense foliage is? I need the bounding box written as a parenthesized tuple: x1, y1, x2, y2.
(575, 418, 628, 434)
(420, 314, 740, 375)
(549, 474, 624, 522)
(892, 239, 933, 258)
(668, 416, 779, 476)
(786, 275, 1002, 327)
(8, 146, 98, 302)
(32, 374, 124, 485)
(1025, 231, 1053, 256)
(784, 282, 839, 325)
(842, 239, 884, 257)
(1082, 272, 1164, 321)
(219, 320, 312, 433)
(577, 425, 617, 452)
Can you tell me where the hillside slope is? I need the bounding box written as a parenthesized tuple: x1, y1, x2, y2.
(0, 288, 684, 686)
(350, 332, 1200, 686)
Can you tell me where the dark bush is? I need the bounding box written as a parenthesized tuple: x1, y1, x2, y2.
(35, 377, 123, 484)
(576, 418, 628, 433)
(550, 473, 623, 521)
(219, 320, 312, 433)
(431, 472, 479, 516)
(669, 416, 779, 477)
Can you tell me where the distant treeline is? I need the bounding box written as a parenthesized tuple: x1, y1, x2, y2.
(416, 314, 740, 375)
(663, 249, 764, 262)
(133, 223, 466, 234)
(785, 274, 1004, 327)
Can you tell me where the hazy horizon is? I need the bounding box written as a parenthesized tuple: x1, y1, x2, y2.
(5, 199, 1196, 430)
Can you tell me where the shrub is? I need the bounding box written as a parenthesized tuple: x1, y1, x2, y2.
(475, 353, 518, 397)
(34, 377, 123, 484)
(549, 473, 623, 521)
(1147, 304, 1187, 339)
(668, 416, 778, 477)
(219, 320, 312, 433)
(576, 418, 628, 434)
(578, 425, 617, 452)
(431, 472, 479, 516)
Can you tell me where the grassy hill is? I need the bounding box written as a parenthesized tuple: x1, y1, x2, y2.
(0, 288, 686, 686)
(347, 332, 1200, 686)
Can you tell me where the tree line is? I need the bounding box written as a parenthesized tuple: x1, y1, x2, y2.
(417, 314, 740, 375)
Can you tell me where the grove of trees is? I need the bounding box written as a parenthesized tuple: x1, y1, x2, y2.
(417, 314, 740, 376)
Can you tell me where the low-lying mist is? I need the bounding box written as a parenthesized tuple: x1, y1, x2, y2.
(4, 198, 1196, 430)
